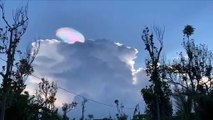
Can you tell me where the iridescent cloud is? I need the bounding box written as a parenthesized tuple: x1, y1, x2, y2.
(56, 27, 85, 44)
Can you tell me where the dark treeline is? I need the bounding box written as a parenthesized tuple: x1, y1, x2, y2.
(0, 4, 213, 120)
(140, 25, 213, 120)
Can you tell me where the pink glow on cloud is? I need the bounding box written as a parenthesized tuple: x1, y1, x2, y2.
(56, 27, 85, 44)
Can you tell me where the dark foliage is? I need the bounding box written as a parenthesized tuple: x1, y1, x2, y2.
(141, 27, 172, 120)
(166, 25, 213, 120)
(0, 3, 62, 120)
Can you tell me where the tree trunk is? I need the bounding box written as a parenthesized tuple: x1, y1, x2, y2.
(0, 95, 6, 120)
(156, 95, 160, 120)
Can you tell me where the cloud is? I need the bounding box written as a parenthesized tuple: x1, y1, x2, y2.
(27, 39, 149, 118)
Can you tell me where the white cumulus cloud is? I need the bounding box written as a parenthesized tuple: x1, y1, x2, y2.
(27, 39, 149, 118)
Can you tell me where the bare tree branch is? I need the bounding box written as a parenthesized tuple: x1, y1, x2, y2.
(0, 3, 11, 28)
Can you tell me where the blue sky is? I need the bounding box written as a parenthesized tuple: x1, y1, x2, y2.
(6, 1, 213, 65)
(3, 0, 213, 118)
(12, 1, 213, 66)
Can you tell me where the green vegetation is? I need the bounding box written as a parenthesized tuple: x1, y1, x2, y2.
(0, 3, 213, 120)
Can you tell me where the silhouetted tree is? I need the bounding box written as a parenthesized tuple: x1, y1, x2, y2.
(141, 27, 172, 120)
(80, 97, 88, 120)
(133, 104, 140, 117)
(114, 99, 127, 120)
(62, 102, 77, 120)
(34, 78, 61, 120)
(0, 3, 41, 120)
(167, 25, 213, 120)
(132, 104, 144, 120)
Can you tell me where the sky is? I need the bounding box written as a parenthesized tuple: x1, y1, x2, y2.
(2, 0, 213, 119)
